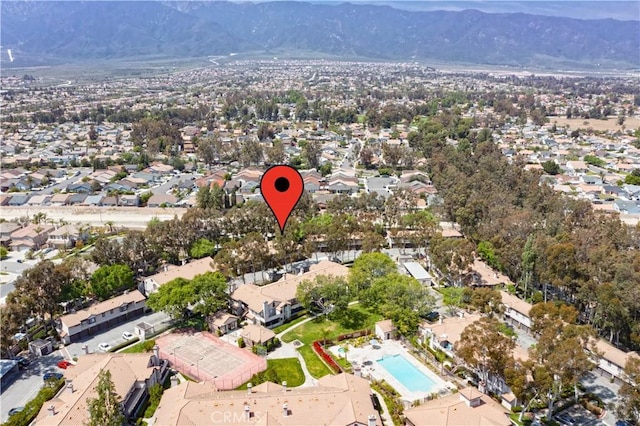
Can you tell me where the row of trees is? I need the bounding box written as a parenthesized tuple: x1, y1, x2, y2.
(410, 109, 640, 351)
(455, 301, 598, 421)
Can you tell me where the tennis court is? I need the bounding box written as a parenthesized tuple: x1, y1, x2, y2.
(156, 331, 267, 390)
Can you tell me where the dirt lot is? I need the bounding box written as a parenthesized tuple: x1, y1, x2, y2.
(0, 206, 187, 229)
(549, 116, 640, 132)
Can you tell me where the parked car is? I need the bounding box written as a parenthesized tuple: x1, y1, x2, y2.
(554, 414, 576, 425)
(57, 360, 72, 369)
(15, 356, 30, 368)
(122, 331, 134, 340)
(43, 372, 63, 381)
(423, 311, 440, 323)
(98, 343, 112, 352)
(8, 407, 24, 416)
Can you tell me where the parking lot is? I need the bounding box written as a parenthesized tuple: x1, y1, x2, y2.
(0, 350, 66, 423)
(556, 403, 604, 425)
(62, 310, 172, 359)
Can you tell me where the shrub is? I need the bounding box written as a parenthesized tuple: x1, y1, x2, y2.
(237, 337, 245, 348)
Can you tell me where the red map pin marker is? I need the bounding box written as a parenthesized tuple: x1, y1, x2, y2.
(260, 165, 304, 234)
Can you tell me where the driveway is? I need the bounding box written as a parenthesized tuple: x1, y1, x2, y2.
(62, 311, 172, 359)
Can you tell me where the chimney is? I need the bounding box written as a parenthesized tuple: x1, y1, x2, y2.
(247, 383, 253, 395)
(170, 375, 179, 387)
(48, 405, 55, 416)
(354, 366, 362, 377)
(282, 403, 288, 417)
(66, 382, 74, 393)
(152, 344, 160, 360)
(282, 381, 287, 393)
(368, 414, 377, 426)
(244, 404, 251, 421)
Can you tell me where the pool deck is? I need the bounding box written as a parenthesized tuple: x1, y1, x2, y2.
(329, 339, 455, 403)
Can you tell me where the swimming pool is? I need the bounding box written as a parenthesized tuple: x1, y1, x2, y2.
(377, 354, 440, 393)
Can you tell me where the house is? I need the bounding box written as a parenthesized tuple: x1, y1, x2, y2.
(208, 312, 240, 335)
(231, 261, 348, 328)
(119, 194, 140, 207)
(26, 194, 51, 206)
(47, 224, 89, 249)
(500, 291, 533, 332)
(404, 387, 510, 426)
(49, 193, 71, 206)
(142, 257, 214, 295)
(7, 194, 30, 206)
(0, 222, 21, 247)
(240, 323, 276, 349)
(153, 373, 381, 425)
(81, 194, 104, 206)
(57, 290, 147, 344)
(375, 319, 397, 341)
(10, 224, 54, 251)
(146, 193, 179, 208)
(34, 352, 170, 425)
(66, 182, 93, 194)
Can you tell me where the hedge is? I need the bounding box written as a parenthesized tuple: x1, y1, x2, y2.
(312, 341, 341, 374)
(2, 378, 65, 426)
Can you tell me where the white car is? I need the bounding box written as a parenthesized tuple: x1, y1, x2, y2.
(98, 343, 111, 352)
(122, 331, 134, 340)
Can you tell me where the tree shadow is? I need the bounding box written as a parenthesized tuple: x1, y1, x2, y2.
(336, 309, 368, 330)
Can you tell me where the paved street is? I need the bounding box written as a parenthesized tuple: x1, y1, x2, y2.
(0, 350, 66, 423)
(62, 311, 172, 359)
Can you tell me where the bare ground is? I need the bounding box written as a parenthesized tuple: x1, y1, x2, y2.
(549, 116, 640, 132)
(0, 206, 187, 229)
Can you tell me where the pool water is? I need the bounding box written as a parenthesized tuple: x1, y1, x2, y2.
(377, 354, 439, 393)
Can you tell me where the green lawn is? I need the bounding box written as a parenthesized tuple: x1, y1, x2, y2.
(298, 345, 333, 378)
(237, 358, 306, 389)
(120, 339, 156, 353)
(281, 305, 381, 379)
(271, 313, 309, 335)
(281, 305, 382, 345)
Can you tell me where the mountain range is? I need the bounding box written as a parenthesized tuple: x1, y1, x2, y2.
(1, 1, 639, 69)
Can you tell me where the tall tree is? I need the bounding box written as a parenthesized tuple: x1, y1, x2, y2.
(87, 370, 125, 426)
(455, 316, 516, 393)
(617, 357, 640, 424)
(348, 252, 396, 295)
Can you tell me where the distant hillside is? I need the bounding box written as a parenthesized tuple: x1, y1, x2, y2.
(1, 1, 639, 69)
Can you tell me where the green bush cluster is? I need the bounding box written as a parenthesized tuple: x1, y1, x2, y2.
(2, 378, 64, 426)
(371, 380, 404, 426)
(109, 337, 140, 352)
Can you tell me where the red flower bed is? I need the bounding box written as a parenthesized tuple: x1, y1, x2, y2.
(312, 341, 342, 373)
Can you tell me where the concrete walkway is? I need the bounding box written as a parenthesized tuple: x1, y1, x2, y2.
(371, 389, 393, 426)
(268, 315, 319, 387)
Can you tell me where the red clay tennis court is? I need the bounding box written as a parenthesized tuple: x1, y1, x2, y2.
(156, 331, 267, 390)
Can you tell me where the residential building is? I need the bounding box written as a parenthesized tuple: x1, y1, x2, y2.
(419, 313, 483, 358)
(0, 222, 21, 247)
(500, 291, 533, 332)
(9, 223, 54, 251)
(153, 373, 381, 425)
(593, 339, 640, 385)
(47, 224, 89, 249)
(57, 290, 146, 344)
(141, 256, 214, 295)
(240, 324, 276, 348)
(208, 312, 240, 335)
(375, 319, 397, 341)
(231, 261, 348, 328)
(404, 387, 510, 426)
(34, 352, 170, 425)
